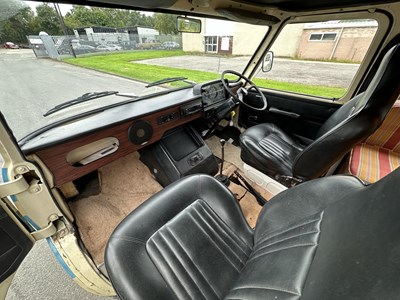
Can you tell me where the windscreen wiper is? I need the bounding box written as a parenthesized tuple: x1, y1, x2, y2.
(43, 91, 119, 117)
(146, 77, 195, 88)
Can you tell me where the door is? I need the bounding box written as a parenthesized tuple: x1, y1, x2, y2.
(240, 13, 387, 142)
(0, 113, 64, 299)
(239, 90, 341, 141)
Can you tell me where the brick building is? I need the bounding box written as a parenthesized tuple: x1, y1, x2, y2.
(296, 20, 378, 62)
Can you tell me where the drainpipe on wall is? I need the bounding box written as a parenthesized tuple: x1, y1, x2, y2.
(329, 27, 344, 61)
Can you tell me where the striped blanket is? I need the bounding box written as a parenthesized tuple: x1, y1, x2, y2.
(349, 101, 400, 183)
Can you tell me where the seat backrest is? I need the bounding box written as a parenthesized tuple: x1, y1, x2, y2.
(300, 167, 400, 299)
(293, 44, 400, 180)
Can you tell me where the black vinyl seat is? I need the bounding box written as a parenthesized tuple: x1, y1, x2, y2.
(105, 169, 400, 300)
(240, 44, 400, 185)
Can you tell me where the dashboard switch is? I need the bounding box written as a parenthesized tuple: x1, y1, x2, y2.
(188, 152, 203, 166)
(180, 100, 202, 116)
(157, 112, 179, 125)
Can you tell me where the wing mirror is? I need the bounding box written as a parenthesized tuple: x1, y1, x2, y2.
(262, 51, 274, 72)
(177, 16, 202, 33)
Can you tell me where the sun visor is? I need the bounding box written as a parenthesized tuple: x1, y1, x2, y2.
(216, 8, 280, 25)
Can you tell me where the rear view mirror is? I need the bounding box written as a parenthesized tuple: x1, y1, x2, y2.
(177, 16, 202, 33)
(262, 51, 274, 72)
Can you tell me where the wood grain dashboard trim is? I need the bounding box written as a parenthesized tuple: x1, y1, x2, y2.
(34, 101, 202, 187)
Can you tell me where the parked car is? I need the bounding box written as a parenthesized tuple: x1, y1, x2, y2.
(73, 44, 96, 54)
(3, 42, 19, 49)
(2, 0, 400, 299)
(161, 41, 181, 49)
(121, 41, 137, 50)
(96, 44, 122, 52)
(136, 41, 161, 49)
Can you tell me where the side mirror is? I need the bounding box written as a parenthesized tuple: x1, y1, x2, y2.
(177, 16, 202, 33)
(262, 51, 274, 72)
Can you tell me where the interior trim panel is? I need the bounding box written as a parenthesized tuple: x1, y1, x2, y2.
(33, 101, 202, 187)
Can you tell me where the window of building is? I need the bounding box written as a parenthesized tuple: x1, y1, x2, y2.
(205, 36, 218, 53)
(309, 32, 338, 41)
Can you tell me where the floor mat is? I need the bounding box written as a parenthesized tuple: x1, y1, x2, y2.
(206, 136, 274, 228)
(70, 137, 273, 264)
(221, 163, 274, 228)
(69, 152, 162, 265)
(206, 135, 244, 170)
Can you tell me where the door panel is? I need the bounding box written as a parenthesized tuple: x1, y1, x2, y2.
(239, 90, 342, 140)
(0, 112, 60, 297)
(0, 206, 33, 283)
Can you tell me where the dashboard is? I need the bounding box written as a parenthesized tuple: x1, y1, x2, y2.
(21, 80, 229, 187)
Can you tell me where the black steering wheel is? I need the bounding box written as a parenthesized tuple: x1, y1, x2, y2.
(221, 70, 267, 111)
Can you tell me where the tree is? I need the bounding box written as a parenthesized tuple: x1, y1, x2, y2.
(154, 13, 178, 34)
(33, 4, 62, 35)
(0, 0, 27, 22)
(64, 6, 155, 30)
(0, 6, 35, 44)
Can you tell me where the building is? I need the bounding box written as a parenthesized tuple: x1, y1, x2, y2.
(296, 20, 378, 62)
(182, 18, 378, 62)
(182, 18, 269, 56)
(116, 27, 160, 43)
(73, 26, 160, 44)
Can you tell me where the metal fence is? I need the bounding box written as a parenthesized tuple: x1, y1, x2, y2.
(52, 33, 182, 57)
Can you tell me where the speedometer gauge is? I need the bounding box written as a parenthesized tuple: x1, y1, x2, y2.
(195, 80, 227, 109)
(216, 87, 225, 100)
(204, 85, 218, 101)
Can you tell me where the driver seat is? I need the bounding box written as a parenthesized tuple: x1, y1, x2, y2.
(240, 44, 400, 186)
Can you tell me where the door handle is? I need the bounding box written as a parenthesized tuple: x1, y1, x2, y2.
(269, 107, 300, 118)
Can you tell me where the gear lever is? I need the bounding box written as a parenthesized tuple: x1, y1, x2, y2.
(215, 139, 230, 186)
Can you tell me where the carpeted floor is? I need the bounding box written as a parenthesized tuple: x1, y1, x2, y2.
(206, 136, 274, 227)
(69, 152, 162, 265)
(205, 135, 244, 170)
(69, 135, 274, 265)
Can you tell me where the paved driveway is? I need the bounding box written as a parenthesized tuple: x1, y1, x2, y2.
(0, 49, 150, 140)
(137, 55, 360, 88)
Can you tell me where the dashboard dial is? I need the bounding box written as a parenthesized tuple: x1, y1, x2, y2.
(202, 82, 226, 106)
(206, 85, 218, 100)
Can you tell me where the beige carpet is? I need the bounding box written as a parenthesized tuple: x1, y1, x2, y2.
(69, 152, 162, 265)
(207, 135, 274, 228)
(206, 136, 244, 171)
(221, 162, 274, 228)
(70, 136, 273, 265)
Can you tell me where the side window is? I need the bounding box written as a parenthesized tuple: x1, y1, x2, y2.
(254, 19, 378, 98)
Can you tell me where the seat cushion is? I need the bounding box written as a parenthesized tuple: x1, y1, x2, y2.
(106, 169, 400, 300)
(225, 175, 365, 300)
(105, 174, 364, 300)
(105, 174, 253, 300)
(227, 171, 400, 300)
(240, 123, 305, 179)
(349, 143, 400, 183)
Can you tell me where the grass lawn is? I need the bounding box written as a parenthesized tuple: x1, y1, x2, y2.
(65, 50, 346, 98)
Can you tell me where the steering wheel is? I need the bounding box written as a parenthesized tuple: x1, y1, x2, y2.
(221, 70, 267, 111)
